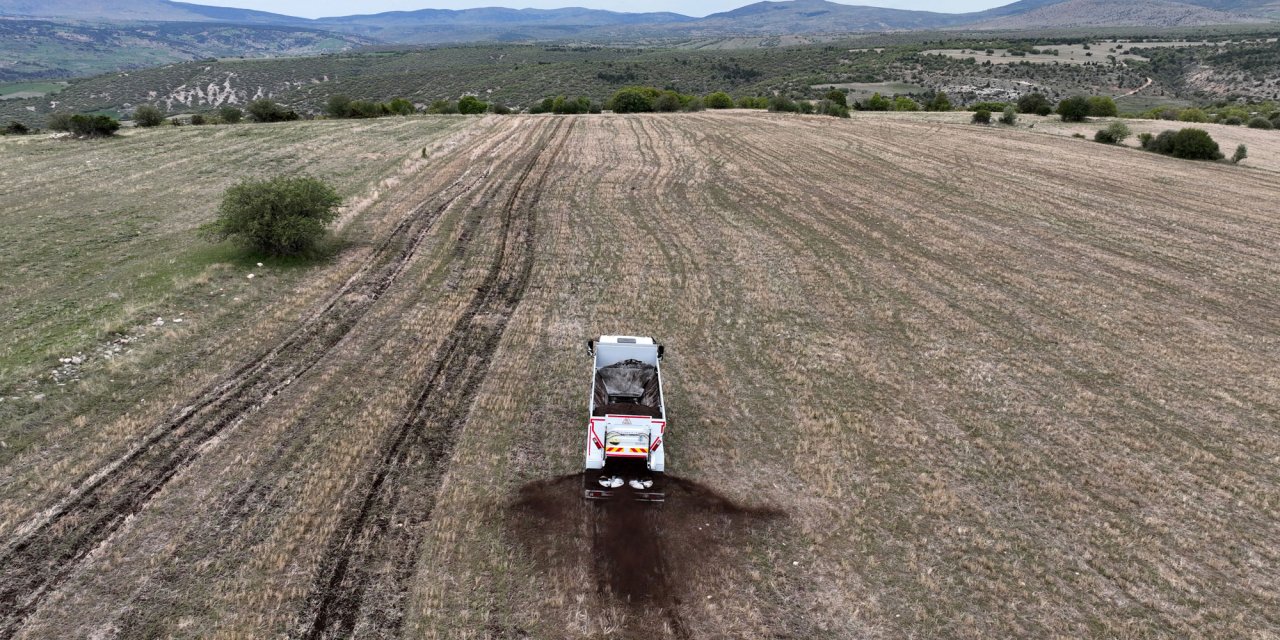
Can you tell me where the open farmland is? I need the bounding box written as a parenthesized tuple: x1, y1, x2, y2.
(2, 111, 1280, 638)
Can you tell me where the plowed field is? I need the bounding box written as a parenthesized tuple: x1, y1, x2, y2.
(2, 112, 1279, 639)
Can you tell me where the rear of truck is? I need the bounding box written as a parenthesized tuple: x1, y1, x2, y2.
(583, 336, 667, 502)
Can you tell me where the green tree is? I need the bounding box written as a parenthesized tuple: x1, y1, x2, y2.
(4, 121, 30, 135)
(47, 112, 73, 132)
(458, 95, 489, 114)
(190, 114, 207, 126)
(825, 90, 848, 107)
(862, 92, 892, 111)
(1017, 93, 1051, 114)
(999, 106, 1017, 125)
(1170, 128, 1222, 160)
(893, 96, 919, 112)
(610, 88, 655, 113)
(325, 94, 353, 118)
(247, 99, 298, 123)
(427, 99, 459, 114)
(1087, 96, 1118, 118)
(768, 95, 798, 113)
(925, 92, 951, 112)
(972, 109, 992, 124)
(1178, 108, 1208, 123)
(1057, 96, 1091, 122)
(201, 176, 342, 256)
(1094, 121, 1131, 144)
(816, 99, 850, 118)
(704, 92, 734, 109)
(1247, 117, 1272, 130)
(654, 91, 683, 112)
(134, 105, 165, 127)
(388, 98, 415, 116)
(68, 115, 120, 138)
(219, 106, 243, 124)
(1232, 144, 1248, 164)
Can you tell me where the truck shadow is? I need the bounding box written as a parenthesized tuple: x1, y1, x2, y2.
(508, 474, 783, 637)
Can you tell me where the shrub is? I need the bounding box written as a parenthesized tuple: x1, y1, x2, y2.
(490, 103, 512, 115)
(4, 121, 29, 135)
(654, 91, 683, 112)
(1137, 132, 1154, 148)
(458, 95, 488, 115)
(797, 100, 814, 114)
(893, 96, 919, 112)
(387, 98, 415, 115)
(190, 114, 207, 126)
(610, 88, 655, 113)
(68, 115, 120, 138)
(925, 92, 951, 112)
(427, 99, 459, 114)
(247, 99, 298, 123)
(1232, 144, 1247, 164)
(768, 95, 798, 113)
(704, 92, 734, 109)
(1247, 117, 1273, 129)
(999, 106, 1017, 125)
(134, 105, 165, 127)
(816, 99, 850, 118)
(1095, 121, 1132, 144)
(219, 106, 243, 124)
(1220, 116, 1245, 126)
(48, 112, 73, 132)
(1087, 96, 1118, 117)
(1170, 128, 1223, 160)
(972, 109, 992, 124)
(826, 90, 849, 107)
(1017, 92, 1051, 114)
(1035, 104, 1053, 116)
(201, 176, 342, 256)
(1178, 108, 1208, 123)
(325, 94, 353, 118)
(1058, 96, 1091, 122)
(861, 92, 892, 111)
(684, 97, 705, 112)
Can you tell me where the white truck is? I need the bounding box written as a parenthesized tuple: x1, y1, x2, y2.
(583, 336, 667, 502)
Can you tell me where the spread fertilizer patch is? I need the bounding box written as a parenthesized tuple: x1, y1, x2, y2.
(509, 474, 782, 636)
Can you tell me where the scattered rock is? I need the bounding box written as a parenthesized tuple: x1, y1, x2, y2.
(70, 356, 83, 365)
(247, 273, 256, 279)
(152, 317, 165, 326)
(33, 394, 45, 402)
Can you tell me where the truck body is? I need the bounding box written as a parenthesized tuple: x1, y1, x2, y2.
(583, 336, 667, 502)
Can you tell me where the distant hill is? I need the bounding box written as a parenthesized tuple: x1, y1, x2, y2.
(972, 0, 1270, 28)
(0, 0, 310, 24)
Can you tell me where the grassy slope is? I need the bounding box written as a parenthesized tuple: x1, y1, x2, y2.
(2, 112, 1279, 638)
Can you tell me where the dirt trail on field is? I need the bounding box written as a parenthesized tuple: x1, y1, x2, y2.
(510, 474, 782, 640)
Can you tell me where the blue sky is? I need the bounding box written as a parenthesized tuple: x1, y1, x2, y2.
(203, 0, 1013, 19)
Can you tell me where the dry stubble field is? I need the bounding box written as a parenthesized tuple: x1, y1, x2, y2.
(1, 111, 1279, 639)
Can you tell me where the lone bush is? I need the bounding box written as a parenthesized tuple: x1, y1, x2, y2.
(1178, 108, 1208, 123)
(68, 115, 120, 138)
(609, 88, 655, 113)
(1137, 132, 1154, 148)
(219, 106, 243, 124)
(1171, 128, 1223, 160)
(972, 109, 992, 124)
(704, 92, 734, 109)
(48, 112, 73, 132)
(768, 95, 798, 113)
(1247, 117, 1273, 130)
(893, 96, 919, 112)
(190, 114, 207, 126)
(1087, 96, 1118, 118)
(1017, 93, 1050, 114)
(1058, 96, 1091, 122)
(247, 99, 298, 123)
(926, 92, 951, 112)
(134, 105, 165, 128)
(861, 92, 892, 111)
(1094, 121, 1131, 144)
(1232, 144, 1247, 164)
(458, 95, 489, 114)
(655, 91, 683, 112)
(201, 176, 342, 256)
(999, 106, 1017, 125)
(4, 121, 29, 135)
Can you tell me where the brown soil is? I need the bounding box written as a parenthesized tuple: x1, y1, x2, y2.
(509, 474, 782, 639)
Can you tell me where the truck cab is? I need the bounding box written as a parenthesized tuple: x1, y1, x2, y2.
(583, 336, 667, 502)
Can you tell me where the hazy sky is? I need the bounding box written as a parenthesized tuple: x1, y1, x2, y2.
(201, 0, 1012, 19)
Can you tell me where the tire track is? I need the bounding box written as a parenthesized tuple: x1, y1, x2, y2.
(296, 118, 570, 639)
(0, 133, 499, 639)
